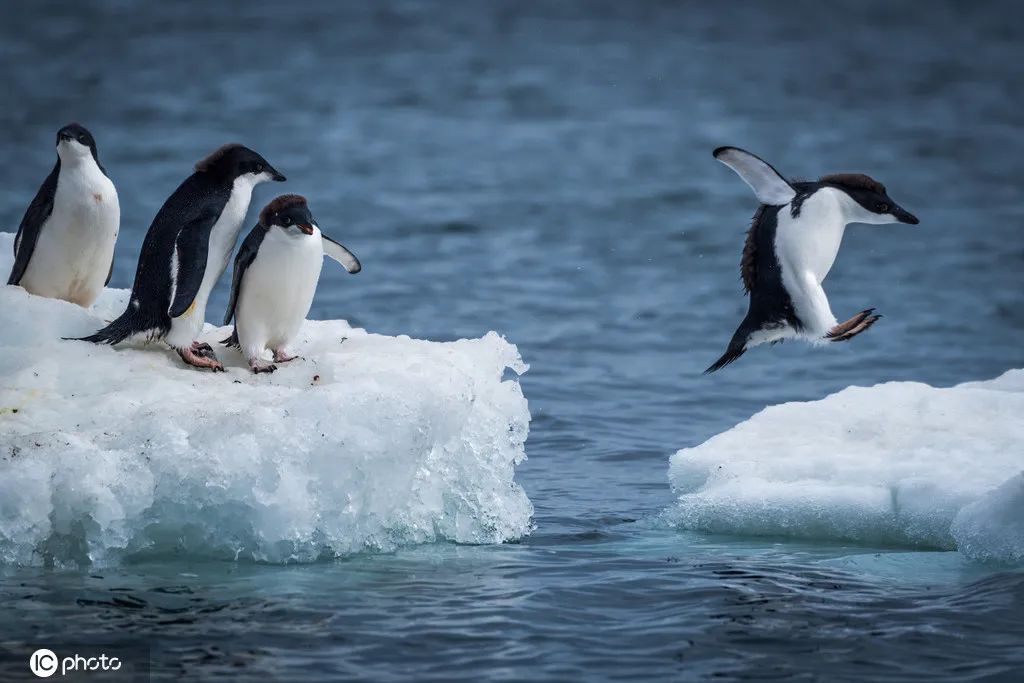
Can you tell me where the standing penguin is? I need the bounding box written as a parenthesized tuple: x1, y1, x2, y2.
(221, 195, 361, 373)
(7, 123, 119, 307)
(78, 143, 285, 371)
(706, 146, 919, 373)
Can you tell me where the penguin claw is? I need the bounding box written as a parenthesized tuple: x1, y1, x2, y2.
(251, 363, 277, 374)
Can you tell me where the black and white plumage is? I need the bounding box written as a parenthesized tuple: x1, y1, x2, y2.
(706, 146, 919, 373)
(77, 143, 285, 371)
(221, 194, 360, 374)
(8, 123, 119, 307)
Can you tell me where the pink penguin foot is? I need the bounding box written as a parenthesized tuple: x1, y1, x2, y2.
(177, 344, 225, 372)
(273, 349, 299, 363)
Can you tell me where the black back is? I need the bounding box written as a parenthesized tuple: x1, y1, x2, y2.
(129, 172, 233, 321)
(741, 204, 802, 333)
(706, 204, 803, 373)
(7, 162, 59, 286)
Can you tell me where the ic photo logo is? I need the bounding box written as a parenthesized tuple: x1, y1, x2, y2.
(28, 649, 57, 678)
(29, 648, 122, 678)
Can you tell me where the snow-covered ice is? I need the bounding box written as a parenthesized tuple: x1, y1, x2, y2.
(667, 370, 1024, 563)
(0, 233, 532, 566)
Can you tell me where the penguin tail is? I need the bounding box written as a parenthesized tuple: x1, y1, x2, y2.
(704, 323, 753, 374)
(704, 342, 746, 374)
(220, 329, 240, 349)
(70, 302, 166, 346)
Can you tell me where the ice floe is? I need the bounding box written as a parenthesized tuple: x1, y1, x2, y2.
(667, 370, 1024, 562)
(0, 233, 532, 565)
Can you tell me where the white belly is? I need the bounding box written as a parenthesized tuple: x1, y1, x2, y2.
(775, 188, 846, 335)
(775, 188, 846, 284)
(235, 228, 323, 358)
(165, 177, 256, 348)
(20, 162, 119, 307)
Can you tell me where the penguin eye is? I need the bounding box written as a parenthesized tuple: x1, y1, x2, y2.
(282, 216, 291, 225)
(255, 163, 264, 173)
(877, 202, 890, 213)
(77, 134, 87, 143)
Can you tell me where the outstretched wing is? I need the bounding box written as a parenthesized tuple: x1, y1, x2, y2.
(322, 233, 361, 274)
(223, 225, 266, 325)
(7, 162, 59, 285)
(713, 147, 796, 206)
(168, 208, 220, 318)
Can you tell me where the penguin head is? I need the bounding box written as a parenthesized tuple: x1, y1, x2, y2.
(194, 143, 286, 184)
(260, 194, 318, 237)
(56, 122, 99, 163)
(820, 173, 919, 226)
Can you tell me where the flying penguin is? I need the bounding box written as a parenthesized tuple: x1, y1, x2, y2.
(77, 143, 285, 371)
(7, 123, 119, 307)
(221, 194, 361, 374)
(706, 146, 919, 373)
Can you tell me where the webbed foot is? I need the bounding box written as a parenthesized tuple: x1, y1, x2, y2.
(826, 309, 882, 342)
(177, 345, 225, 371)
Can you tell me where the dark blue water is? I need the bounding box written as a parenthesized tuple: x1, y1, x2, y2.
(1, 1, 1023, 680)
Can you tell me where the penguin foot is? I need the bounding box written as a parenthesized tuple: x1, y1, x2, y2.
(249, 359, 277, 374)
(826, 309, 882, 342)
(190, 341, 218, 360)
(177, 345, 226, 372)
(272, 349, 298, 363)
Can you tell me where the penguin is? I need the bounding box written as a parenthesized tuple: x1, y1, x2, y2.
(705, 146, 919, 373)
(77, 143, 285, 371)
(221, 194, 360, 373)
(7, 123, 119, 307)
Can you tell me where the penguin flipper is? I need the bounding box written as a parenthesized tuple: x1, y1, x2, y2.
(713, 147, 796, 206)
(168, 210, 219, 319)
(7, 162, 59, 286)
(322, 234, 361, 274)
(223, 224, 266, 325)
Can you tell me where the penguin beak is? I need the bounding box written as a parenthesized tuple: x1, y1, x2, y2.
(892, 205, 919, 225)
(297, 223, 315, 235)
(269, 166, 286, 182)
(57, 131, 73, 143)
